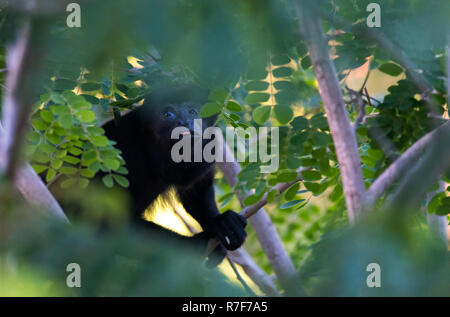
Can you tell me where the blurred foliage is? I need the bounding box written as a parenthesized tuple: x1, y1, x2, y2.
(0, 0, 449, 296)
(300, 212, 450, 296)
(0, 207, 245, 296)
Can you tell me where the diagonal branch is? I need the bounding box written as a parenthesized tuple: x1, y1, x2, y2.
(0, 19, 34, 180)
(0, 20, 69, 222)
(366, 120, 450, 207)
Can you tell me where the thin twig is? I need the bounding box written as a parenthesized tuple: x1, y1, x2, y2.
(359, 69, 371, 93)
(226, 257, 256, 296)
(205, 169, 304, 256)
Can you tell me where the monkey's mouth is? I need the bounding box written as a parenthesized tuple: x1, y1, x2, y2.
(180, 130, 202, 138)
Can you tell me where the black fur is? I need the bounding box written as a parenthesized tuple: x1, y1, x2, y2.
(101, 86, 247, 266)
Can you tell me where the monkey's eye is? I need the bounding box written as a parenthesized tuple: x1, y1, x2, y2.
(163, 111, 175, 118)
(189, 109, 198, 115)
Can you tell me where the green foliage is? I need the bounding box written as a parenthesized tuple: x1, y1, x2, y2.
(300, 214, 450, 296)
(4, 0, 450, 296)
(1, 215, 245, 296)
(29, 89, 129, 189)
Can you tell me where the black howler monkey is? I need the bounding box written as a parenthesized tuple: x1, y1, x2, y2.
(101, 85, 247, 266)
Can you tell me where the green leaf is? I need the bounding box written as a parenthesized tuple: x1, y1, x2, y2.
(435, 205, 450, 216)
(245, 93, 270, 105)
(102, 175, 114, 188)
(280, 199, 305, 210)
(243, 192, 264, 206)
(82, 150, 97, 162)
(116, 167, 129, 175)
(60, 166, 78, 175)
(277, 170, 297, 182)
(290, 131, 309, 145)
(247, 66, 268, 80)
(61, 178, 77, 189)
(310, 114, 328, 129)
(304, 182, 322, 194)
(90, 136, 109, 147)
(50, 92, 65, 104)
(273, 67, 293, 77)
(32, 119, 48, 131)
(71, 100, 92, 110)
(40, 110, 54, 123)
(88, 161, 100, 172)
(225, 101, 243, 112)
(39, 143, 56, 154)
(290, 116, 309, 132)
(109, 97, 143, 108)
(286, 156, 302, 170)
(379, 63, 403, 76)
(68, 147, 83, 156)
(58, 114, 73, 129)
(428, 192, 446, 214)
(45, 132, 61, 145)
(244, 81, 269, 91)
(301, 170, 322, 181)
(87, 127, 105, 135)
(284, 183, 300, 201)
(228, 113, 241, 122)
(218, 192, 234, 203)
(57, 150, 67, 158)
(330, 184, 343, 202)
(46, 168, 57, 183)
(77, 110, 96, 123)
(312, 131, 331, 147)
(104, 158, 120, 170)
(199, 102, 222, 118)
(301, 56, 312, 69)
(53, 79, 77, 90)
(271, 55, 290, 66)
(273, 105, 293, 124)
(50, 105, 69, 116)
(252, 106, 271, 125)
(32, 164, 48, 174)
(81, 82, 101, 91)
(209, 89, 229, 103)
(64, 156, 80, 165)
(50, 158, 63, 170)
(81, 94, 100, 104)
(27, 131, 41, 143)
(113, 174, 130, 187)
(79, 178, 90, 189)
(80, 169, 95, 178)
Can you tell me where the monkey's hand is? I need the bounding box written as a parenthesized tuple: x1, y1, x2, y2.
(205, 210, 247, 251)
(192, 210, 247, 268)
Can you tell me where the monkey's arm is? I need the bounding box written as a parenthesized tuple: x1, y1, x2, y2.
(177, 170, 247, 251)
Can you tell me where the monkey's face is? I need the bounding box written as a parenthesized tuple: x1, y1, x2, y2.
(151, 102, 216, 150)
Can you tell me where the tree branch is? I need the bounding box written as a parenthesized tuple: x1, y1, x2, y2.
(215, 134, 300, 295)
(0, 20, 69, 223)
(387, 122, 450, 210)
(296, 2, 366, 223)
(0, 19, 34, 180)
(227, 248, 281, 297)
(366, 120, 450, 207)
